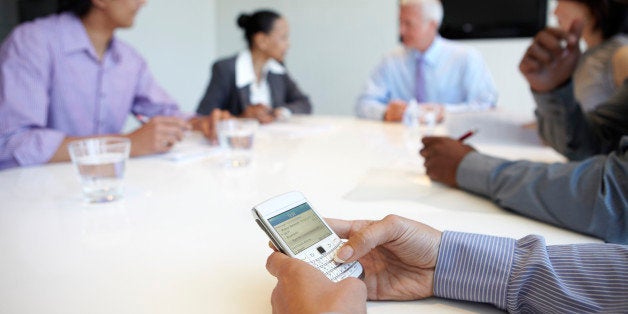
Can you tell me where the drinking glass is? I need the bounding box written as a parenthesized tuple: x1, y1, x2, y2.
(217, 119, 259, 167)
(68, 137, 131, 203)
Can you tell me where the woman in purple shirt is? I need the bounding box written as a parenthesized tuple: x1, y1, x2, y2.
(0, 0, 222, 170)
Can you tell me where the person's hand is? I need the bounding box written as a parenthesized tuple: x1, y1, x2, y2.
(266, 252, 367, 314)
(125, 116, 190, 156)
(242, 104, 275, 124)
(189, 109, 231, 143)
(384, 100, 407, 122)
(519, 20, 584, 93)
(272, 107, 292, 121)
(332, 215, 442, 301)
(420, 136, 474, 187)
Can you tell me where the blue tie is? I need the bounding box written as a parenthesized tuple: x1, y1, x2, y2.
(415, 55, 426, 102)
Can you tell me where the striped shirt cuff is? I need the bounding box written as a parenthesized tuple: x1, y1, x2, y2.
(433, 231, 515, 310)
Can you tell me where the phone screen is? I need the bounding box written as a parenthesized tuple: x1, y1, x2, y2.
(268, 202, 333, 255)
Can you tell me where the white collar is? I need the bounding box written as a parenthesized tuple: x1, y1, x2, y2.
(235, 50, 286, 88)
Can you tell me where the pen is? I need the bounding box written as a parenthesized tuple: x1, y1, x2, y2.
(457, 128, 478, 142)
(135, 114, 150, 124)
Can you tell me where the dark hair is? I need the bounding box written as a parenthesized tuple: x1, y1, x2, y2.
(57, 0, 93, 18)
(237, 10, 281, 48)
(573, 0, 627, 39)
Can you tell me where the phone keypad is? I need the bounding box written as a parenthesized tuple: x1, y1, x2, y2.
(306, 239, 362, 282)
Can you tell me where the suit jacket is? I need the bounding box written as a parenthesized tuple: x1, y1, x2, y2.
(196, 55, 312, 116)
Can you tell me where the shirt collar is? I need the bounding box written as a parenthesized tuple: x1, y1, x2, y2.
(60, 13, 122, 63)
(235, 49, 286, 88)
(408, 35, 443, 66)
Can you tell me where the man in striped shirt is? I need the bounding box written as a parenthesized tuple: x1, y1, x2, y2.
(265, 215, 628, 313)
(0, 0, 225, 170)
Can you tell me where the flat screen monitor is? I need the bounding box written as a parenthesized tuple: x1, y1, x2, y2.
(439, 0, 548, 39)
(18, 0, 58, 23)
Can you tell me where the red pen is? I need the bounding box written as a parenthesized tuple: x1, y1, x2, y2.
(135, 114, 150, 124)
(457, 128, 478, 142)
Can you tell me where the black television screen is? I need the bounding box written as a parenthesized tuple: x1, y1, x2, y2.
(18, 0, 59, 23)
(439, 0, 547, 39)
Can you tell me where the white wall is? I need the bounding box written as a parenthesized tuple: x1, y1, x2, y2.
(213, 0, 557, 118)
(216, 0, 398, 116)
(115, 1, 555, 119)
(467, 39, 535, 116)
(118, 0, 217, 114)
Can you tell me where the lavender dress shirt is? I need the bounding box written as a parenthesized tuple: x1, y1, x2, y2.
(0, 13, 180, 170)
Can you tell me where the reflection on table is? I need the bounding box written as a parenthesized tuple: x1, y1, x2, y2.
(0, 113, 597, 314)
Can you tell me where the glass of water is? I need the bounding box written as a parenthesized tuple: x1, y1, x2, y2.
(217, 118, 259, 167)
(418, 104, 445, 135)
(68, 137, 131, 203)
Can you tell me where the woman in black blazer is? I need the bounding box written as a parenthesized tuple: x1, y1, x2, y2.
(197, 10, 311, 124)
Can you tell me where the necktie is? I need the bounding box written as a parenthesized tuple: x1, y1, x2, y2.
(414, 55, 426, 103)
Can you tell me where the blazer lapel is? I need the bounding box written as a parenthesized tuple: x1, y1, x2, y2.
(267, 74, 284, 109)
(237, 86, 250, 113)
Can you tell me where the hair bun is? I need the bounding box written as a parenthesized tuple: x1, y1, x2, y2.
(237, 14, 251, 29)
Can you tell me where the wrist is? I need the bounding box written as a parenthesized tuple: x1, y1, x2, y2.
(120, 134, 142, 157)
(530, 77, 572, 94)
(324, 279, 367, 314)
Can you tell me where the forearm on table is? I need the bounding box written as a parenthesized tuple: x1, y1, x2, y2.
(283, 99, 312, 114)
(433, 231, 514, 310)
(355, 99, 387, 120)
(442, 100, 496, 113)
(435, 232, 628, 313)
(456, 151, 627, 243)
(507, 236, 628, 313)
(1, 128, 66, 167)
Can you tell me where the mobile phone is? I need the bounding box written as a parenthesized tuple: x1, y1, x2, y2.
(252, 191, 364, 282)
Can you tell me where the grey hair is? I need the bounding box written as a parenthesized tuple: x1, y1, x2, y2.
(400, 0, 444, 26)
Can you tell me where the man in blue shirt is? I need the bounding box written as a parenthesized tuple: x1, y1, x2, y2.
(355, 0, 498, 122)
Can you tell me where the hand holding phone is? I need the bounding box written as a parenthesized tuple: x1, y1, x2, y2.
(252, 191, 364, 282)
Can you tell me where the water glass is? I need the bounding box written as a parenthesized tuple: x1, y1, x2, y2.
(217, 119, 259, 167)
(418, 104, 445, 135)
(68, 137, 131, 203)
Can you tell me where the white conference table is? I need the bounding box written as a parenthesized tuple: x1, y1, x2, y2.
(0, 113, 600, 314)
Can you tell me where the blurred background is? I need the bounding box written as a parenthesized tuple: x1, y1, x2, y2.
(0, 0, 558, 119)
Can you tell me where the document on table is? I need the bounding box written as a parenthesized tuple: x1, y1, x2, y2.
(160, 132, 223, 162)
(259, 122, 336, 139)
(344, 168, 446, 202)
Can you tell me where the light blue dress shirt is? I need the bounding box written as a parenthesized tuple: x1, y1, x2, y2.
(435, 232, 628, 313)
(355, 36, 498, 120)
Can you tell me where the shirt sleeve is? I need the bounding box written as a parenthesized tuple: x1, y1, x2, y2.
(441, 49, 498, 112)
(355, 60, 390, 120)
(281, 73, 312, 114)
(0, 24, 66, 169)
(131, 58, 184, 119)
(456, 144, 628, 243)
(534, 80, 628, 161)
(434, 231, 628, 313)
